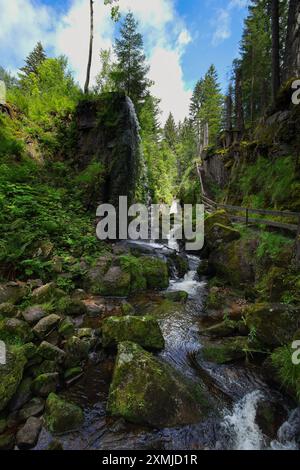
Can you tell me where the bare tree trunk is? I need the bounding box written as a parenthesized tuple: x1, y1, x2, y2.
(84, 0, 94, 94)
(284, 0, 300, 81)
(235, 66, 244, 139)
(271, 0, 281, 102)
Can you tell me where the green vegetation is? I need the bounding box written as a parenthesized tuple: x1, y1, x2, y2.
(271, 346, 300, 401)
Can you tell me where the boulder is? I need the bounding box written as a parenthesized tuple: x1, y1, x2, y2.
(84, 255, 113, 292)
(45, 393, 84, 434)
(199, 321, 239, 338)
(121, 301, 135, 316)
(9, 377, 32, 412)
(0, 318, 33, 344)
(37, 341, 66, 363)
(31, 283, 64, 304)
(31, 373, 59, 398)
(19, 397, 45, 421)
(107, 341, 210, 428)
(209, 237, 258, 287)
(200, 337, 252, 364)
(102, 316, 165, 351)
(0, 282, 28, 305)
(98, 266, 131, 297)
(56, 297, 87, 317)
(0, 347, 27, 412)
(0, 303, 19, 318)
(64, 336, 90, 368)
(16, 417, 42, 449)
(162, 291, 188, 303)
(0, 433, 15, 450)
(30, 360, 60, 378)
(58, 317, 75, 338)
(142, 257, 169, 290)
(33, 314, 61, 339)
(245, 303, 300, 348)
(22, 306, 47, 325)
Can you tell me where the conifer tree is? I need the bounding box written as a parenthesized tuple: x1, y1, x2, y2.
(111, 12, 152, 112)
(164, 113, 178, 149)
(19, 42, 46, 77)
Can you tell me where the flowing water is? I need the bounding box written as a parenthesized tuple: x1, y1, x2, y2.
(36, 241, 299, 451)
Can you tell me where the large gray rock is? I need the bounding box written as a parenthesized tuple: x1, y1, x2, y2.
(33, 314, 61, 339)
(0, 282, 28, 305)
(22, 306, 47, 325)
(16, 417, 42, 449)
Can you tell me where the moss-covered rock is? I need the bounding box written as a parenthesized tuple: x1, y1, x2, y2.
(31, 283, 64, 304)
(0, 282, 28, 305)
(245, 303, 300, 348)
(207, 223, 241, 249)
(107, 341, 210, 428)
(209, 237, 258, 287)
(9, 376, 32, 412)
(38, 341, 66, 363)
(199, 320, 240, 338)
(97, 266, 131, 297)
(0, 303, 19, 318)
(0, 432, 15, 450)
(0, 346, 27, 412)
(200, 337, 253, 364)
(162, 291, 188, 303)
(56, 297, 87, 317)
(31, 373, 59, 398)
(121, 301, 135, 316)
(168, 253, 189, 278)
(45, 393, 84, 434)
(58, 317, 75, 339)
(142, 257, 169, 290)
(33, 314, 61, 339)
(102, 316, 165, 351)
(0, 318, 33, 344)
(64, 336, 90, 368)
(22, 305, 48, 325)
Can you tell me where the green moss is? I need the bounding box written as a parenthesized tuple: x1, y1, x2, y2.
(102, 315, 165, 351)
(141, 257, 169, 290)
(0, 346, 27, 412)
(119, 255, 147, 293)
(45, 393, 84, 434)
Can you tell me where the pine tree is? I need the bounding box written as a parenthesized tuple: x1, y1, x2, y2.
(283, 0, 300, 80)
(164, 113, 178, 149)
(19, 42, 46, 77)
(111, 12, 152, 112)
(271, 0, 281, 101)
(199, 65, 223, 146)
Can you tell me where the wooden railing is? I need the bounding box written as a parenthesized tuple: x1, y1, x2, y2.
(196, 162, 300, 262)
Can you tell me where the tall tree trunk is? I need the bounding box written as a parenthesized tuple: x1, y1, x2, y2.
(84, 0, 94, 94)
(235, 67, 244, 139)
(284, 0, 300, 81)
(271, 0, 281, 102)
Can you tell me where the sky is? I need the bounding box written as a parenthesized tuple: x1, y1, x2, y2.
(0, 0, 249, 123)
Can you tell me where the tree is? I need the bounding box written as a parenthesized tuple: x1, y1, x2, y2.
(199, 65, 223, 146)
(271, 0, 281, 101)
(84, 0, 120, 94)
(19, 42, 46, 78)
(164, 113, 177, 149)
(111, 12, 153, 112)
(95, 49, 115, 93)
(233, 60, 245, 137)
(283, 0, 300, 80)
(0, 67, 18, 89)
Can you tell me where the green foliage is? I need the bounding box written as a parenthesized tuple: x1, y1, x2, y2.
(271, 345, 300, 401)
(19, 42, 47, 78)
(256, 231, 293, 261)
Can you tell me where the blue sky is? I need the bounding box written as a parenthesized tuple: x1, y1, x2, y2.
(0, 0, 249, 122)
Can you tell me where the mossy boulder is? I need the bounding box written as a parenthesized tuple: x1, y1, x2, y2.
(168, 253, 189, 278)
(84, 255, 113, 292)
(199, 320, 240, 338)
(209, 237, 258, 287)
(207, 223, 241, 248)
(45, 393, 84, 434)
(162, 291, 188, 303)
(205, 210, 232, 234)
(33, 314, 61, 339)
(0, 282, 28, 305)
(121, 301, 135, 316)
(245, 303, 300, 348)
(107, 341, 210, 428)
(37, 341, 66, 363)
(102, 316, 165, 351)
(31, 373, 59, 398)
(58, 317, 75, 339)
(200, 337, 253, 364)
(0, 318, 33, 344)
(142, 257, 169, 290)
(0, 346, 27, 412)
(9, 376, 33, 412)
(0, 303, 19, 318)
(97, 266, 131, 297)
(31, 283, 64, 304)
(56, 297, 87, 317)
(64, 336, 90, 368)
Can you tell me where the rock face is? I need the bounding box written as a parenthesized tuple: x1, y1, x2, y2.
(107, 341, 209, 428)
(102, 316, 165, 351)
(75, 93, 142, 208)
(0, 347, 27, 412)
(45, 393, 84, 434)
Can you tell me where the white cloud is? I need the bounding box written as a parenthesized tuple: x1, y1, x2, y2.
(0, 0, 193, 123)
(211, 9, 231, 46)
(0, 0, 54, 71)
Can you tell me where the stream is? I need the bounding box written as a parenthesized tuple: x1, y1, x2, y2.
(36, 241, 300, 451)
